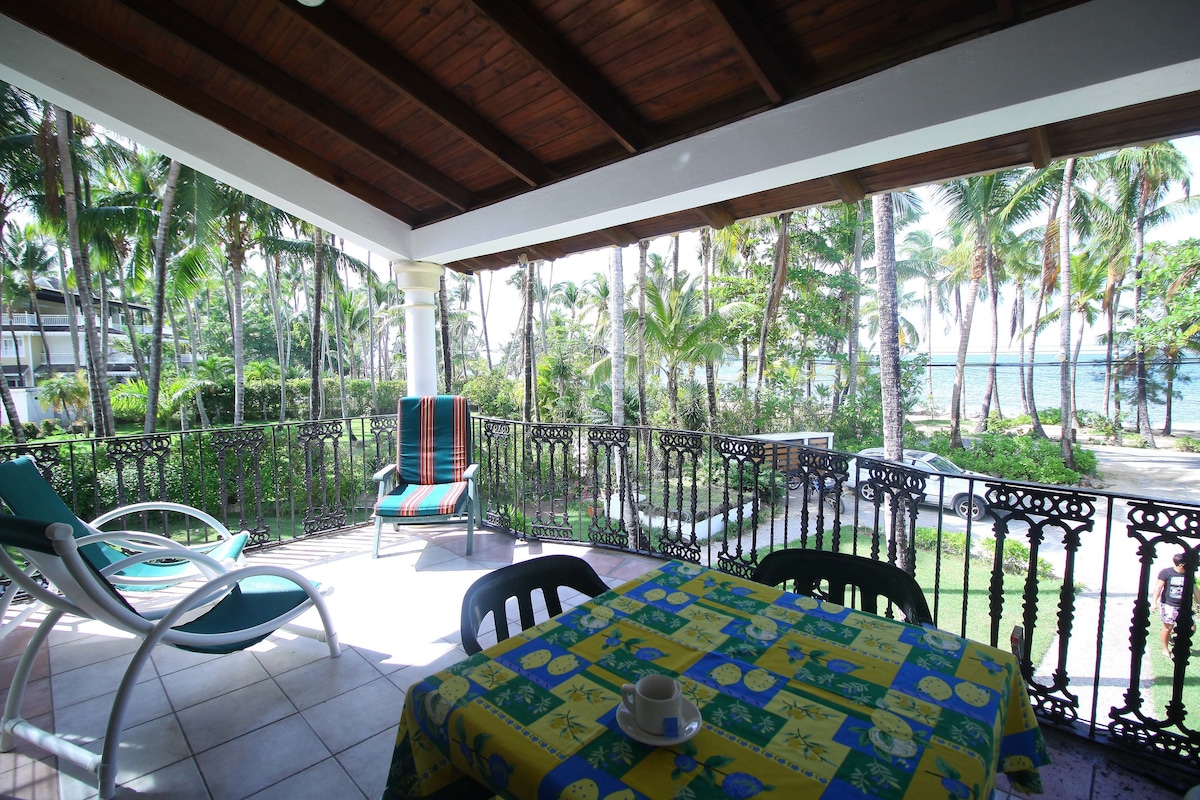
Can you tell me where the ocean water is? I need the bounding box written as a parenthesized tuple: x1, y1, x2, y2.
(919, 352, 1200, 429)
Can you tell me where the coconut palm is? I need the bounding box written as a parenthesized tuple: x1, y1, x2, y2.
(37, 369, 88, 424)
(937, 169, 1050, 447)
(54, 105, 115, 436)
(1097, 143, 1192, 443)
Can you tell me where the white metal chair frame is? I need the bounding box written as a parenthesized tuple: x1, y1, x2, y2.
(0, 516, 339, 799)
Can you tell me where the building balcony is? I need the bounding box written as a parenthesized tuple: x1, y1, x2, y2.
(0, 416, 1198, 797)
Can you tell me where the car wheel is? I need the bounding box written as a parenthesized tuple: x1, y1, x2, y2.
(953, 494, 986, 520)
(857, 482, 878, 503)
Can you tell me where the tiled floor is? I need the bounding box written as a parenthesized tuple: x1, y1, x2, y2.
(0, 524, 1192, 799)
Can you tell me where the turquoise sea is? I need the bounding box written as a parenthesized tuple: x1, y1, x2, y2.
(920, 352, 1200, 429)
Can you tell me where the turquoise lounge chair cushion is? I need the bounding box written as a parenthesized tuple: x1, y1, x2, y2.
(0, 456, 247, 588)
(374, 481, 469, 518)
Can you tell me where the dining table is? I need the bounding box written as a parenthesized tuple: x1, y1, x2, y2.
(382, 559, 1049, 799)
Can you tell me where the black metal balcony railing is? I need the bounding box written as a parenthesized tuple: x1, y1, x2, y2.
(2, 413, 1198, 775)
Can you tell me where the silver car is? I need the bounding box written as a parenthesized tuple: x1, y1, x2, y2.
(849, 447, 990, 520)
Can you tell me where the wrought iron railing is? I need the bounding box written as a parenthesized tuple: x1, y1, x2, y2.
(2, 412, 1198, 772)
(0, 415, 396, 549)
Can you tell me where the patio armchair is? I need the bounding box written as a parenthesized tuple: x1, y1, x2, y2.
(0, 455, 250, 637)
(372, 395, 479, 558)
(0, 512, 339, 800)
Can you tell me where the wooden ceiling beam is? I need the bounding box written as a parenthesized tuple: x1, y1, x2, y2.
(829, 172, 867, 204)
(114, 0, 474, 211)
(275, 0, 553, 189)
(601, 226, 641, 247)
(0, 2, 422, 225)
(698, 0, 791, 104)
(465, 0, 654, 153)
(1027, 127, 1053, 169)
(696, 203, 737, 230)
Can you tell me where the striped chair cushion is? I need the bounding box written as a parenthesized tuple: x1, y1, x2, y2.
(374, 481, 469, 518)
(397, 396, 470, 486)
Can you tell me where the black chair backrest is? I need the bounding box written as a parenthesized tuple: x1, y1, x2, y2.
(461, 555, 609, 654)
(751, 549, 933, 626)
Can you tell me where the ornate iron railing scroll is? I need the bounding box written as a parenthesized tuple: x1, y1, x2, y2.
(297, 420, 346, 534)
(209, 427, 270, 545)
(528, 424, 576, 540)
(588, 426, 636, 550)
(1109, 499, 1200, 768)
(988, 483, 1094, 725)
(713, 435, 766, 579)
(656, 430, 704, 564)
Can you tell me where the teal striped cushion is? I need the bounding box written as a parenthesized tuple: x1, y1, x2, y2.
(397, 396, 470, 485)
(375, 481, 469, 518)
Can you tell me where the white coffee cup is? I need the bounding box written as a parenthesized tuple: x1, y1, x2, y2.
(621, 674, 682, 736)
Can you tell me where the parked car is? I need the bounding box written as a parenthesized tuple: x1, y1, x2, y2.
(848, 447, 990, 520)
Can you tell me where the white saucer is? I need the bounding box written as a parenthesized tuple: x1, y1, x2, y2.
(616, 698, 702, 746)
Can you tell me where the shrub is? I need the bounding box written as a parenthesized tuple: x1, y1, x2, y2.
(40, 418, 61, 437)
(20, 422, 40, 441)
(981, 537, 1056, 579)
(1038, 408, 1062, 425)
(1176, 435, 1200, 453)
(925, 432, 1096, 485)
(1123, 434, 1149, 449)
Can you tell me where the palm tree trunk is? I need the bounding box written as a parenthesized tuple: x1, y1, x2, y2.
(54, 237, 82, 372)
(949, 272, 980, 449)
(55, 105, 114, 437)
(309, 229, 325, 420)
(439, 270, 453, 393)
(477, 272, 493, 371)
(755, 212, 792, 415)
(1132, 176, 1156, 445)
(848, 201, 864, 402)
(1027, 187, 1060, 440)
(28, 285, 54, 382)
(144, 158, 181, 432)
(0, 272, 26, 441)
(1058, 158, 1076, 468)
(266, 254, 288, 422)
(637, 240, 649, 427)
(973, 253, 1000, 432)
(116, 257, 146, 380)
(186, 303, 211, 428)
(874, 193, 910, 572)
(522, 258, 535, 422)
(1162, 353, 1176, 436)
(700, 229, 717, 427)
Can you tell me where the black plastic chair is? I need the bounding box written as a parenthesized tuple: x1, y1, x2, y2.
(461, 555, 609, 654)
(751, 549, 933, 626)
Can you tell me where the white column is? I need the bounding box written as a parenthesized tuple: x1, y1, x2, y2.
(394, 260, 443, 397)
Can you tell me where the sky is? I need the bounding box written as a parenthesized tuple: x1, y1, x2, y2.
(446, 134, 1200, 362)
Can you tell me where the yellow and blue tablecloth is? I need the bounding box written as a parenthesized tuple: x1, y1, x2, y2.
(384, 560, 1048, 799)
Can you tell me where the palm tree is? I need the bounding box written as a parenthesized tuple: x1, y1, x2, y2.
(937, 169, 1048, 447)
(37, 369, 88, 424)
(642, 273, 730, 426)
(900, 229, 950, 414)
(1104, 143, 1191, 443)
(5, 224, 57, 381)
(143, 157, 183, 432)
(754, 211, 792, 413)
(54, 105, 115, 436)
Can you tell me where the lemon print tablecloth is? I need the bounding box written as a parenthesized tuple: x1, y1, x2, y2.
(383, 560, 1048, 799)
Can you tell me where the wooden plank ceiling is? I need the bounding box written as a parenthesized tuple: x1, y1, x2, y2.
(4, 0, 1199, 273)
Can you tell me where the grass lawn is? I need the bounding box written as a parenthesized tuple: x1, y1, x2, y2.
(1149, 627, 1200, 724)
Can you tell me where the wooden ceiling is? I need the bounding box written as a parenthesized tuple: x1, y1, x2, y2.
(4, 0, 1200, 273)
